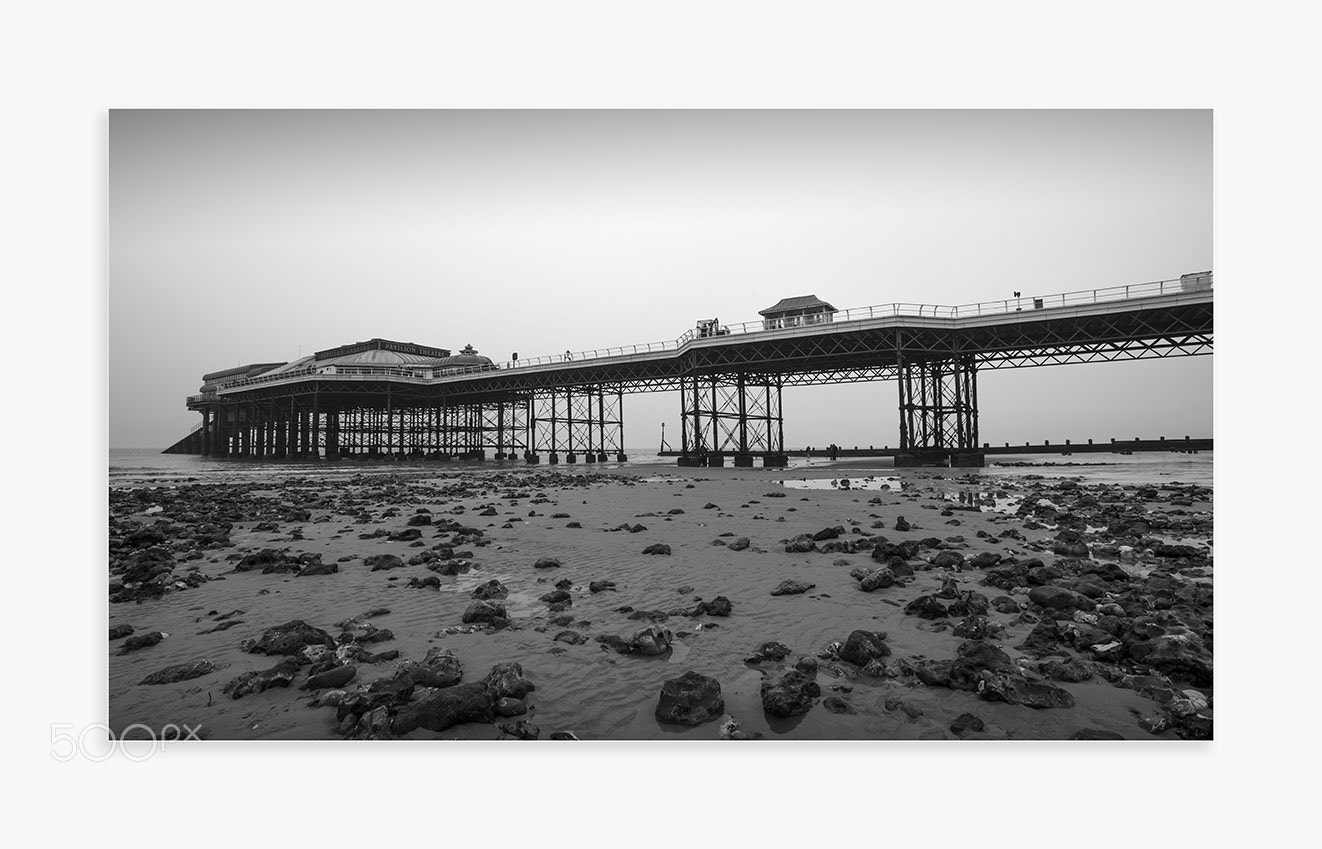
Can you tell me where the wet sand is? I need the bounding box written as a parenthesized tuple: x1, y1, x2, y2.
(108, 461, 1213, 740)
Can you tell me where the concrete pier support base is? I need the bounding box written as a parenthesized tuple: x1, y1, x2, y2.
(585, 453, 596, 463)
(676, 456, 696, 467)
(950, 452, 986, 468)
(597, 452, 609, 462)
(733, 453, 754, 467)
(525, 453, 540, 464)
(616, 453, 628, 462)
(707, 453, 726, 467)
(762, 453, 789, 468)
(566, 452, 577, 463)
(549, 453, 560, 465)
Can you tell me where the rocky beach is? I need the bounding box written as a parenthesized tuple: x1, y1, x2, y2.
(108, 458, 1213, 741)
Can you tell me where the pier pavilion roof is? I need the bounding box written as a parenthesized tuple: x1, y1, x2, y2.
(758, 295, 837, 316)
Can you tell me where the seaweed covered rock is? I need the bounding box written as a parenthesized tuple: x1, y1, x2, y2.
(242, 620, 336, 655)
(655, 671, 725, 726)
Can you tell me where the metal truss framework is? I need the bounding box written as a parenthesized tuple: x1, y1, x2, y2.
(198, 383, 625, 464)
(191, 300, 1212, 466)
(678, 373, 787, 467)
(896, 354, 981, 467)
(529, 386, 625, 463)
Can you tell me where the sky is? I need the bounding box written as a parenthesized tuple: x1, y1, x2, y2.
(110, 109, 1212, 450)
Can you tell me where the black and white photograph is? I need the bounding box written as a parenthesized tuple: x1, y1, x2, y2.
(14, 4, 1318, 844)
(108, 109, 1213, 741)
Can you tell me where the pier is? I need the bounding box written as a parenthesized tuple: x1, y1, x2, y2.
(170, 273, 1213, 468)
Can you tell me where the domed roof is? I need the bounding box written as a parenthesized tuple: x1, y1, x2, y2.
(436, 344, 493, 368)
(332, 348, 441, 366)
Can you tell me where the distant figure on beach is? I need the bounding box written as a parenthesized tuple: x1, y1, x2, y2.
(830, 443, 839, 461)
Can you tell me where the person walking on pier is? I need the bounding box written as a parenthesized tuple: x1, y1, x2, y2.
(564, 350, 573, 362)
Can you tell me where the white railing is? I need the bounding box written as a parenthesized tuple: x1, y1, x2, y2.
(210, 275, 1210, 392)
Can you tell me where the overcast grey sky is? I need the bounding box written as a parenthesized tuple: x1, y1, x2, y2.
(110, 109, 1211, 450)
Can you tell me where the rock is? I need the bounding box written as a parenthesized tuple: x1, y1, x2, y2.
(727, 537, 751, 552)
(392, 681, 495, 734)
(771, 579, 816, 596)
(859, 568, 897, 592)
(365, 554, 406, 572)
(471, 579, 509, 600)
(978, 672, 1076, 709)
(812, 526, 843, 541)
(744, 641, 792, 663)
(222, 658, 301, 699)
(1039, 656, 1094, 682)
(990, 596, 1021, 614)
(407, 576, 442, 590)
(533, 557, 562, 569)
(235, 548, 294, 573)
(932, 551, 965, 570)
(784, 535, 817, 553)
(118, 631, 165, 654)
(904, 595, 949, 619)
(1069, 728, 1125, 740)
(952, 615, 1000, 640)
(643, 544, 671, 556)
(957, 640, 1015, 674)
(1127, 633, 1213, 686)
(1028, 585, 1097, 613)
(1017, 619, 1065, 655)
(947, 590, 991, 617)
(495, 697, 527, 717)
(388, 528, 422, 542)
(894, 516, 910, 532)
(553, 630, 588, 645)
(595, 634, 633, 654)
(499, 720, 541, 740)
(589, 580, 617, 593)
(365, 666, 417, 704)
(484, 662, 535, 700)
(761, 670, 821, 717)
(655, 671, 725, 726)
(694, 596, 733, 617)
(1138, 713, 1170, 735)
(139, 660, 215, 685)
(305, 664, 358, 690)
(109, 624, 134, 640)
(539, 589, 572, 605)
(838, 630, 891, 666)
(950, 713, 985, 736)
(242, 620, 336, 655)
(400, 648, 463, 688)
(630, 625, 673, 656)
(969, 552, 1002, 569)
(884, 697, 924, 719)
(823, 695, 856, 714)
(298, 560, 339, 576)
(461, 600, 508, 625)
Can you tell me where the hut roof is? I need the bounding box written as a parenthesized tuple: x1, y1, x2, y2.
(758, 295, 837, 316)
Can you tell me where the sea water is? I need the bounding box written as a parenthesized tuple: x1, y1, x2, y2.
(111, 447, 1212, 489)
